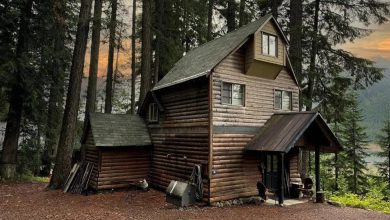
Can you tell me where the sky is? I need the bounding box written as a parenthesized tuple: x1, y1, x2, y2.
(341, 21, 390, 64)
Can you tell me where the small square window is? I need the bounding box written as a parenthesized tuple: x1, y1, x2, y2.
(148, 103, 159, 122)
(221, 82, 245, 106)
(274, 90, 292, 111)
(262, 33, 277, 57)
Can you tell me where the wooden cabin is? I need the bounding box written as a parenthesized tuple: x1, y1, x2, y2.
(140, 14, 342, 204)
(83, 113, 152, 190)
(85, 14, 342, 205)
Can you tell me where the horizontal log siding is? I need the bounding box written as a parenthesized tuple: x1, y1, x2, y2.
(149, 81, 210, 199)
(287, 147, 301, 183)
(210, 48, 299, 202)
(84, 129, 99, 190)
(97, 148, 151, 190)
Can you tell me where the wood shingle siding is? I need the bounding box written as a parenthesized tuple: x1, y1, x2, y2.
(149, 79, 210, 199)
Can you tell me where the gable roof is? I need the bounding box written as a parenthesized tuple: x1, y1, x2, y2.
(245, 112, 342, 153)
(87, 113, 151, 147)
(153, 14, 292, 91)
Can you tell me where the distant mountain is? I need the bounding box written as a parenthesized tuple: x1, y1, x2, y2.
(358, 59, 390, 141)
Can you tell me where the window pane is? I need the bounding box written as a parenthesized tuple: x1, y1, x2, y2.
(262, 33, 268, 55)
(282, 91, 292, 110)
(267, 155, 271, 172)
(269, 36, 276, 56)
(274, 90, 282, 109)
(222, 83, 232, 104)
(232, 84, 244, 106)
(272, 155, 278, 172)
(149, 103, 158, 122)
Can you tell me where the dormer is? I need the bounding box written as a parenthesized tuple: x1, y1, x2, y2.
(245, 19, 288, 79)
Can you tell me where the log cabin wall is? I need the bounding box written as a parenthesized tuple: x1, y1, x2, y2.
(149, 78, 210, 199)
(97, 147, 151, 190)
(288, 148, 301, 184)
(210, 46, 299, 202)
(84, 129, 99, 190)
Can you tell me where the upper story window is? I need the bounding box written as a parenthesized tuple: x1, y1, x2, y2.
(262, 33, 277, 57)
(148, 103, 159, 122)
(222, 82, 245, 106)
(274, 90, 292, 110)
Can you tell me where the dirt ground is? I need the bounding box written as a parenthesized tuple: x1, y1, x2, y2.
(0, 182, 389, 220)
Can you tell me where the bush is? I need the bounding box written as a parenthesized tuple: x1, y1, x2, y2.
(329, 193, 390, 214)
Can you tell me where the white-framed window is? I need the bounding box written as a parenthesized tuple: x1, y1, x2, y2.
(222, 82, 245, 106)
(274, 90, 292, 110)
(148, 103, 159, 122)
(262, 32, 277, 57)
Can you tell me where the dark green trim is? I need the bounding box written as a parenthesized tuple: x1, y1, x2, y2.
(213, 126, 260, 134)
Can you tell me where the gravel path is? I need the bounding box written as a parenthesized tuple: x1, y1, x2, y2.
(0, 182, 389, 220)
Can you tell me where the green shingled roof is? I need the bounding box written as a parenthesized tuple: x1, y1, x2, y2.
(153, 14, 276, 91)
(89, 113, 151, 147)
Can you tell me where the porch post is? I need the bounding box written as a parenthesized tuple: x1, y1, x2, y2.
(315, 145, 321, 202)
(278, 152, 285, 206)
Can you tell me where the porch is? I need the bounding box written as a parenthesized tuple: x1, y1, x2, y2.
(245, 112, 342, 205)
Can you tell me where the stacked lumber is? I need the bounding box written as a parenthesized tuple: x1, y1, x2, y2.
(63, 162, 94, 194)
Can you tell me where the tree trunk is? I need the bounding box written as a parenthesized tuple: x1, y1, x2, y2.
(130, 0, 137, 115)
(387, 150, 390, 189)
(207, 0, 214, 41)
(105, 0, 118, 114)
(271, 0, 282, 18)
(289, 0, 309, 179)
(154, 0, 164, 85)
(43, 6, 66, 174)
(140, 0, 153, 105)
(335, 152, 339, 190)
(288, 0, 303, 87)
(82, 0, 102, 161)
(0, 0, 33, 179)
(49, 0, 92, 189)
(306, 0, 320, 111)
(226, 0, 237, 33)
(85, 0, 102, 125)
(238, 0, 245, 27)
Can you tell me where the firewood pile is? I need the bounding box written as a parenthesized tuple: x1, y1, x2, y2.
(63, 162, 94, 194)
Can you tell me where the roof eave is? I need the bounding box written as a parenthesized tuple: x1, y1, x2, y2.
(152, 70, 210, 91)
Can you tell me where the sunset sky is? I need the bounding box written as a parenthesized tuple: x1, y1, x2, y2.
(342, 21, 390, 63)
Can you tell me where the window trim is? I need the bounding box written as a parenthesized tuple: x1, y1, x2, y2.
(148, 103, 159, 123)
(262, 32, 278, 57)
(221, 81, 246, 107)
(274, 89, 292, 111)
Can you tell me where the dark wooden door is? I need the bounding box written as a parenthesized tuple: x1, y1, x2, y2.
(264, 154, 279, 191)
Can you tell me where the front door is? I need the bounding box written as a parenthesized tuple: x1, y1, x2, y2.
(264, 154, 279, 192)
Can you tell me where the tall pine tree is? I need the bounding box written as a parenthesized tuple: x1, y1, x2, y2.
(376, 113, 390, 188)
(339, 93, 369, 194)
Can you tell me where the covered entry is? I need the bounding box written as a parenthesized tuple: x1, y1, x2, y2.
(246, 112, 342, 205)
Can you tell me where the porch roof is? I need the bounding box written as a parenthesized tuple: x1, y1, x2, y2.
(245, 112, 342, 153)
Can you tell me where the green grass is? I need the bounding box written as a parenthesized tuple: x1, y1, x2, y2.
(16, 174, 49, 183)
(329, 193, 390, 214)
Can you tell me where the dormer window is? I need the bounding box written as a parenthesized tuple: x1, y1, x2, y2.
(148, 103, 159, 122)
(274, 90, 292, 111)
(262, 33, 277, 57)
